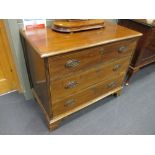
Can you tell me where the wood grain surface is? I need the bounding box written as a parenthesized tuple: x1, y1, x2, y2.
(20, 20, 142, 58)
(20, 20, 142, 130)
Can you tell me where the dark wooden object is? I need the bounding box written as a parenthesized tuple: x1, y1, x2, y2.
(118, 19, 155, 84)
(20, 20, 142, 131)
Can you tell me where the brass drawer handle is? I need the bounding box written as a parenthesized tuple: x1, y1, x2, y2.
(65, 59, 80, 68)
(118, 46, 128, 53)
(64, 99, 75, 107)
(65, 81, 78, 89)
(113, 64, 121, 71)
(107, 81, 116, 88)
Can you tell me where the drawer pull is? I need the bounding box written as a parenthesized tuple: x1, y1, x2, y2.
(118, 46, 128, 53)
(65, 81, 78, 89)
(107, 81, 116, 88)
(113, 64, 121, 71)
(65, 59, 80, 68)
(64, 99, 75, 107)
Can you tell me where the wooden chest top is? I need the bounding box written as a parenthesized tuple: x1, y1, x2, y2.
(20, 20, 142, 58)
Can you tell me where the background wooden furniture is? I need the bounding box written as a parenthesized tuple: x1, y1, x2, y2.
(0, 20, 20, 95)
(20, 20, 141, 131)
(118, 19, 155, 84)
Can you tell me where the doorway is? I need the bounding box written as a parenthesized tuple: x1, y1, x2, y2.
(0, 20, 20, 95)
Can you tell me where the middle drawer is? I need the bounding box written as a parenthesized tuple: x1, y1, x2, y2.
(51, 57, 130, 102)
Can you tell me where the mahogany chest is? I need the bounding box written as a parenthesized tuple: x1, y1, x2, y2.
(20, 21, 142, 131)
(118, 19, 155, 84)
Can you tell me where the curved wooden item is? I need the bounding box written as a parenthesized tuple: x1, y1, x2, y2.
(51, 19, 105, 33)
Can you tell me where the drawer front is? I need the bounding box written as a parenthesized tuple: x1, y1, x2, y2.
(141, 48, 155, 61)
(52, 76, 124, 118)
(138, 48, 155, 66)
(49, 39, 137, 79)
(51, 57, 130, 102)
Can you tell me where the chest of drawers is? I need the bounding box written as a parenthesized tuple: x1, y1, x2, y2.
(20, 21, 142, 131)
(118, 19, 155, 84)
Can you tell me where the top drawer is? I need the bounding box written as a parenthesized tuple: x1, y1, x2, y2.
(48, 39, 137, 79)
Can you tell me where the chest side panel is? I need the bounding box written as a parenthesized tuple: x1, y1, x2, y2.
(22, 38, 52, 116)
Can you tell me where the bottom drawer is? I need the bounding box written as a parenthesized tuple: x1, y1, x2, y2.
(52, 76, 124, 118)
